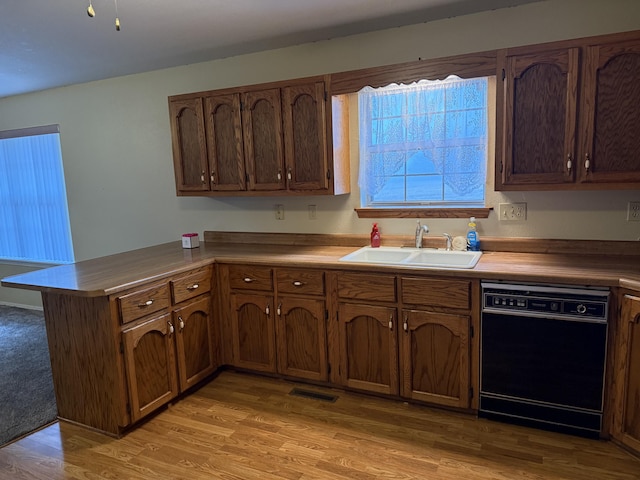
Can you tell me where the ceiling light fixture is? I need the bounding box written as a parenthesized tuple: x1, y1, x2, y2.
(86, 0, 122, 31)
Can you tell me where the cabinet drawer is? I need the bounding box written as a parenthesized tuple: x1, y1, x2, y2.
(118, 282, 170, 324)
(171, 266, 212, 304)
(276, 269, 325, 295)
(228, 265, 273, 291)
(401, 277, 471, 310)
(337, 273, 396, 302)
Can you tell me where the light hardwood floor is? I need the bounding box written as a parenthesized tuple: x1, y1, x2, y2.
(1, 371, 639, 479)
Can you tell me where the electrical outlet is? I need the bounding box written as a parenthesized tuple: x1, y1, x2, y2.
(308, 205, 317, 220)
(499, 202, 527, 221)
(627, 201, 640, 222)
(275, 204, 284, 220)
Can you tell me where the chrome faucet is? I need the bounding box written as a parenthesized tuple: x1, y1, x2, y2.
(415, 220, 429, 248)
(442, 233, 453, 251)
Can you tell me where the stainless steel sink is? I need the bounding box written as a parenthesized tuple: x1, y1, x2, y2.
(338, 246, 482, 269)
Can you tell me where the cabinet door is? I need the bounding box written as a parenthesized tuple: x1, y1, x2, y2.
(122, 313, 178, 423)
(276, 297, 328, 381)
(338, 303, 398, 395)
(242, 89, 285, 191)
(579, 41, 640, 184)
(169, 97, 209, 193)
(618, 295, 640, 452)
(230, 292, 276, 372)
(282, 82, 329, 191)
(173, 296, 216, 391)
(204, 93, 246, 191)
(400, 310, 470, 409)
(499, 48, 579, 187)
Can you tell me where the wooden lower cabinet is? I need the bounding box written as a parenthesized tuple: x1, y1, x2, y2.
(229, 292, 277, 372)
(612, 293, 640, 454)
(338, 303, 399, 395)
(400, 309, 470, 408)
(123, 295, 216, 423)
(276, 296, 328, 381)
(122, 313, 178, 423)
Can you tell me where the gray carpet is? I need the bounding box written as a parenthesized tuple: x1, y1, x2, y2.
(0, 305, 57, 446)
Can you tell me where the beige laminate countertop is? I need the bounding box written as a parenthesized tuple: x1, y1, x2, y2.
(2, 240, 640, 297)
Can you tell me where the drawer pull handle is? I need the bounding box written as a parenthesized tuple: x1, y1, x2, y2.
(187, 283, 199, 291)
(243, 277, 254, 283)
(265, 305, 270, 315)
(178, 316, 185, 332)
(138, 299, 154, 307)
(292, 281, 305, 287)
(168, 321, 174, 335)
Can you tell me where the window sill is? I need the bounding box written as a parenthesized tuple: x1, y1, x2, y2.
(355, 208, 492, 219)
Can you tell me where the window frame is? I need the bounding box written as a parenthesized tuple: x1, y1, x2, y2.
(330, 49, 498, 219)
(0, 124, 75, 264)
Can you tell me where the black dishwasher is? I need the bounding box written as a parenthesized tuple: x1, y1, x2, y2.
(480, 282, 609, 438)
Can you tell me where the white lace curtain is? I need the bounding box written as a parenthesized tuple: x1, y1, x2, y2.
(358, 75, 488, 206)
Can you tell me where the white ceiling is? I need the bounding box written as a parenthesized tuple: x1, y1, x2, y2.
(0, 0, 539, 99)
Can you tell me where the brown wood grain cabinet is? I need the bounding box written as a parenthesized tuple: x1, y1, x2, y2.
(220, 265, 328, 380)
(39, 265, 216, 435)
(169, 77, 348, 196)
(612, 293, 640, 454)
(400, 277, 475, 409)
(336, 271, 477, 409)
(497, 31, 640, 190)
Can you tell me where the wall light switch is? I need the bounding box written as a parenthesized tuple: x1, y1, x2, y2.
(627, 201, 640, 222)
(308, 205, 317, 220)
(499, 202, 527, 221)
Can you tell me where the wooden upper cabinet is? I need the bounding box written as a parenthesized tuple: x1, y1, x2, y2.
(282, 82, 329, 191)
(242, 88, 286, 191)
(497, 31, 640, 190)
(204, 93, 246, 191)
(498, 48, 579, 187)
(579, 40, 640, 184)
(169, 97, 208, 192)
(168, 76, 349, 197)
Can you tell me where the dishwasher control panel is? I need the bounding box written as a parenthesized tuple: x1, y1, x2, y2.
(482, 282, 609, 321)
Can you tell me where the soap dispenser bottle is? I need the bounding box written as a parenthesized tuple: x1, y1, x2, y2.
(466, 217, 480, 251)
(370, 223, 381, 248)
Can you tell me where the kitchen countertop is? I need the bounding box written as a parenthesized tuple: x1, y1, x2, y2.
(2, 239, 640, 297)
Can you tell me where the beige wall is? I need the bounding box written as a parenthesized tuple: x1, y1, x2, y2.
(1, 0, 640, 307)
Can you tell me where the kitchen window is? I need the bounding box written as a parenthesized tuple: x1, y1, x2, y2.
(0, 125, 74, 264)
(358, 76, 491, 217)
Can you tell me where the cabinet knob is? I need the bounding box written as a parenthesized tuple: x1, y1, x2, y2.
(287, 168, 292, 180)
(566, 154, 572, 172)
(292, 281, 305, 287)
(388, 314, 393, 330)
(243, 277, 254, 283)
(265, 305, 270, 315)
(277, 170, 282, 180)
(584, 153, 591, 172)
(138, 299, 154, 308)
(277, 303, 282, 316)
(187, 283, 199, 291)
(200, 171, 205, 183)
(168, 321, 174, 335)
(210, 173, 215, 184)
(178, 316, 185, 332)
(403, 317, 408, 332)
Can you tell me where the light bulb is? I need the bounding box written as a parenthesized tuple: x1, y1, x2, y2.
(115, 17, 121, 31)
(87, 2, 95, 17)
